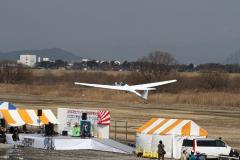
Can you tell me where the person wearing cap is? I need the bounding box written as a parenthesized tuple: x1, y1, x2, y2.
(158, 140, 166, 160)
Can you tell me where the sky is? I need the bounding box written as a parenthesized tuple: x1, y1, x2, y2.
(0, 0, 240, 64)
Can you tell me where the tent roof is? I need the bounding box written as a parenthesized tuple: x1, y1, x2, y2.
(0, 109, 59, 126)
(0, 102, 17, 110)
(136, 118, 208, 137)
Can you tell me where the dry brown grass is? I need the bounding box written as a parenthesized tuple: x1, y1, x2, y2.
(32, 69, 132, 77)
(1, 84, 240, 107)
(0, 70, 240, 150)
(150, 92, 240, 107)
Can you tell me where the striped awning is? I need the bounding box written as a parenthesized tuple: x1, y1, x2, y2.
(0, 102, 17, 110)
(136, 118, 208, 136)
(0, 109, 59, 126)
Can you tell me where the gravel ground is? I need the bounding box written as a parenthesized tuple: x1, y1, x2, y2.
(0, 148, 149, 160)
(0, 144, 12, 149)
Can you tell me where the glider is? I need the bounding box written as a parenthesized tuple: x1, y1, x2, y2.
(74, 80, 177, 100)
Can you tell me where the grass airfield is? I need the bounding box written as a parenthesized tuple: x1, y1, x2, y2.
(0, 93, 239, 150)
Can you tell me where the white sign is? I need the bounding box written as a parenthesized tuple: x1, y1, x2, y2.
(57, 108, 109, 139)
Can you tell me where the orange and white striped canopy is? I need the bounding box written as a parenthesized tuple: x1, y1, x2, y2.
(137, 118, 208, 136)
(0, 109, 59, 126)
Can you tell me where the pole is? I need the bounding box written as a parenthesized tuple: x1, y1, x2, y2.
(126, 121, 128, 143)
(38, 116, 40, 130)
(38, 115, 42, 134)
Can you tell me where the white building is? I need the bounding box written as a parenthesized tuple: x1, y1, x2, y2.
(81, 58, 89, 62)
(37, 57, 41, 63)
(42, 57, 50, 62)
(17, 54, 37, 67)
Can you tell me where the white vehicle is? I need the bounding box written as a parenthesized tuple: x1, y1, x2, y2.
(182, 138, 232, 159)
(74, 80, 177, 100)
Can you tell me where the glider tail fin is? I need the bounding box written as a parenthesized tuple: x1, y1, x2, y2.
(142, 90, 149, 100)
(131, 90, 149, 100)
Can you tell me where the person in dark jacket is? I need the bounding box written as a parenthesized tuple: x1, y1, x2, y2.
(158, 140, 165, 160)
(0, 126, 6, 143)
(229, 149, 239, 157)
(12, 127, 20, 148)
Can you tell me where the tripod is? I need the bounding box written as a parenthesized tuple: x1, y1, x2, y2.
(44, 136, 55, 150)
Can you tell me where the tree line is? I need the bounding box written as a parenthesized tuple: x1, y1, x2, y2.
(1, 51, 240, 93)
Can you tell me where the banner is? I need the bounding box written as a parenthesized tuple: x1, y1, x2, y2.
(57, 108, 109, 138)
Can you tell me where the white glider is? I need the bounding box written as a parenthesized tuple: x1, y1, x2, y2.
(74, 80, 177, 100)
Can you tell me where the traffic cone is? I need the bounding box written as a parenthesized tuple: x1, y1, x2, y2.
(142, 148, 147, 157)
(150, 151, 154, 158)
(136, 145, 141, 154)
(153, 151, 158, 159)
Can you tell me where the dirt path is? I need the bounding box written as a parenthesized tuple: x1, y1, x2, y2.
(0, 93, 239, 149)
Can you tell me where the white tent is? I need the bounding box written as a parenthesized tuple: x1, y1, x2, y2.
(0, 102, 17, 110)
(136, 118, 208, 159)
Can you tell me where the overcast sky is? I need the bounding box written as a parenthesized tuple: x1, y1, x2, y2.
(0, 0, 240, 63)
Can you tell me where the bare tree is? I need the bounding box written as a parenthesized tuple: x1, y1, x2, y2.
(137, 51, 177, 81)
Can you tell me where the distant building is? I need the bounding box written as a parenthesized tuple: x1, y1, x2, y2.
(37, 57, 51, 63)
(17, 54, 37, 67)
(42, 57, 50, 62)
(38, 57, 41, 63)
(81, 59, 89, 62)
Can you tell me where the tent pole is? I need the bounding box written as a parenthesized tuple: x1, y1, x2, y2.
(114, 120, 117, 140)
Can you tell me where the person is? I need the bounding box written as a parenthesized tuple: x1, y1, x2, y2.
(189, 151, 196, 160)
(45, 122, 54, 136)
(229, 149, 239, 157)
(9, 126, 14, 134)
(72, 123, 80, 137)
(195, 152, 201, 160)
(181, 150, 187, 160)
(12, 127, 20, 148)
(158, 140, 165, 160)
(0, 126, 6, 143)
(22, 124, 27, 133)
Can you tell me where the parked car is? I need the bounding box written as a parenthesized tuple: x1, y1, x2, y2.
(181, 138, 232, 159)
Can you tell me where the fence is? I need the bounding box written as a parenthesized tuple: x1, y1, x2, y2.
(110, 120, 128, 143)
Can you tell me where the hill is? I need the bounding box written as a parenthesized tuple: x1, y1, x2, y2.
(0, 48, 81, 62)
